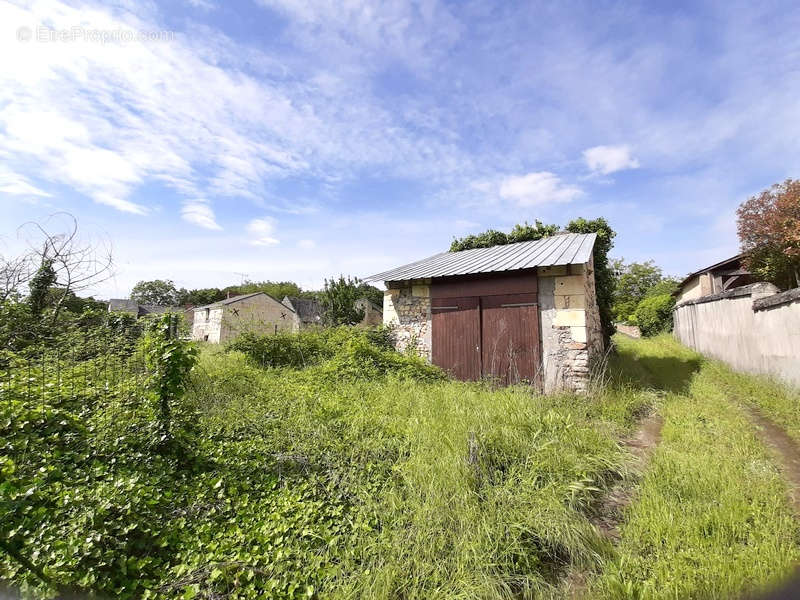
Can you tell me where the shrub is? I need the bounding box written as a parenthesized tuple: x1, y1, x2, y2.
(227, 326, 443, 381)
(227, 330, 335, 368)
(318, 334, 444, 381)
(634, 293, 675, 336)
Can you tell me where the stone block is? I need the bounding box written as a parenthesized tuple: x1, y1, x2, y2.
(554, 275, 585, 296)
(537, 265, 568, 277)
(552, 309, 586, 327)
(568, 342, 587, 350)
(412, 284, 429, 298)
(570, 326, 587, 343)
(555, 294, 586, 309)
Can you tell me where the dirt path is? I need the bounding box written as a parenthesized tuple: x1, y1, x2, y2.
(591, 411, 664, 542)
(564, 411, 664, 598)
(742, 406, 800, 515)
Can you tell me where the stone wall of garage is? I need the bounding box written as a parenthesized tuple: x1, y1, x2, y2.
(383, 282, 432, 359)
(536, 257, 602, 394)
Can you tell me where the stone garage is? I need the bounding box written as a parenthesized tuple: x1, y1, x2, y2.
(366, 232, 603, 393)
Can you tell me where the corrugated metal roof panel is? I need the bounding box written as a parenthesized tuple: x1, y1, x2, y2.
(366, 233, 597, 282)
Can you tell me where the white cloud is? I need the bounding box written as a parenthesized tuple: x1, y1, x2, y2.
(583, 145, 640, 175)
(186, 0, 216, 10)
(182, 200, 222, 230)
(0, 0, 477, 220)
(246, 217, 280, 246)
(0, 167, 50, 198)
(297, 239, 315, 249)
(498, 172, 583, 206)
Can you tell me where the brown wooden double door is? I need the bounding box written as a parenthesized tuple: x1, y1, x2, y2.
(431, 292, 541, 386)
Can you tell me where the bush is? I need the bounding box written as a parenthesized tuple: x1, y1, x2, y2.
(227, 326, 443, 381)
(318, 334, 444, 381)
(634, 293, 675, 336)
(228, 330, 334, 368)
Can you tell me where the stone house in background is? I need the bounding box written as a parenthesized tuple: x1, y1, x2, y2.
(674, 253, 753, 305)
(191, 292, 294, 343)
(367, 233, 602, 393)
(355, 298, 383, 327)
(281, 296, 323, 332)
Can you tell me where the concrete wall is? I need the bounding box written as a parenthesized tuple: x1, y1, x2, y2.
(191, 294, 295, 343)
(674, 283, 800, 388)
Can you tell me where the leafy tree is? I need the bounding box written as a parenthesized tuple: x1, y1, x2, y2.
(737, 179, 800, 289)
(508, 220, 560, 243)
(449, 229, 509, 252)
(27, 258, 56, 316)
(224, 280, 311, 301)
(645, 278, 679, 298)
(356, 282, 384, 307)
(320, 275, 365, 326)
(449, 221, 560, 252)
(130, 279, 179, 306)
(634, 294, 675, 336)
(611, 259, 677, 322)
(565, 217, 616, 342)
(176, 287, 225, 306)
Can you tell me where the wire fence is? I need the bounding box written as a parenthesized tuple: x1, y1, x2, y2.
(1, 338, 145, 410)
(0, 314, 185, 414)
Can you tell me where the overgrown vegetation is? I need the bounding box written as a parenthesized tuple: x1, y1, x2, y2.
(590, 336, 800, 599)
(4, 212, 800, 599)
(319, 275, 367, 326)
(632, 294, 675, 337)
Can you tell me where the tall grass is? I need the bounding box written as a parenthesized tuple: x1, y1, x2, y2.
(189, 346, 649, 599)
(591, 335, 800, 599)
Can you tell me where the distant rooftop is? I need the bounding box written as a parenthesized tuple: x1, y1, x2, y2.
(282, 296, 322, 323)
(366, 232, 597, 282)
(194, 292, 275, 310)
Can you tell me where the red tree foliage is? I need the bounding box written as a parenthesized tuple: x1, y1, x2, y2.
(737, 179, 800, 289)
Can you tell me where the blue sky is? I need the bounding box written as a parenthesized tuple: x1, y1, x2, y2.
(1, 0, 798, 298)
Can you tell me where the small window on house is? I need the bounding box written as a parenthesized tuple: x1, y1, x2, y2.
(203, 334, 209, 342)
(204, 308, 210, 321)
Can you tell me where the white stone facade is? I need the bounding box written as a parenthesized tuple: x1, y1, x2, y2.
(537, 257, 603, 393)
(191, 293, 295, 344)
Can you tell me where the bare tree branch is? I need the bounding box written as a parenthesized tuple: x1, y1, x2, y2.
(17, 213, 114, 322)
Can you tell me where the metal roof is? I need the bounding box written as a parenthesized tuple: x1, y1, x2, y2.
(366, 232, 597, 282)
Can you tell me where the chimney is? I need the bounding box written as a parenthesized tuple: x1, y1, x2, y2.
(227, 291, 231, 299)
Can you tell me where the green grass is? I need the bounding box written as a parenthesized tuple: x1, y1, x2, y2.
(192, 351, 649, 599)
(590, 335, 800, 599)
(701, 361, 800, 445)
(3, 329, 800, 599)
